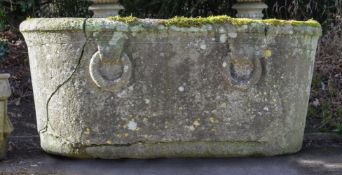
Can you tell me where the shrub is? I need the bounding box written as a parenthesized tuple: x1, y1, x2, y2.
(119, 0, 236, 19)
(0, 0, 38, 28)
(0, 0, 92, 26)
(38, 0, 92, 18)
(0, 40, 8, 62)
(0, 6, 5, 31)
(264, 0, 342, 32)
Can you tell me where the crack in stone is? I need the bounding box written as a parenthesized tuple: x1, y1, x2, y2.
(40, 18, 90, 134)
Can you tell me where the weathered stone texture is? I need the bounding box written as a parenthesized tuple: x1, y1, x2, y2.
(0, 74, 13, 159)
(20, 18, 321, 158)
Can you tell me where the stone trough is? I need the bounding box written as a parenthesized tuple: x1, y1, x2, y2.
(20, 16, 321, 159)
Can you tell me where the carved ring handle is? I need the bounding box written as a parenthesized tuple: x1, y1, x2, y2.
(224, 57, 262, 90)
(89, 33, 132, 93)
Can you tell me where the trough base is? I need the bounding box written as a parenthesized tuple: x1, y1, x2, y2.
(40, 134, 302, 159)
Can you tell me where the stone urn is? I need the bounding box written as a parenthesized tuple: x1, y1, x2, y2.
(20, 16, 321, 159)
(233, 0, 268, 19)
(0, 74, 13, 159)
(89, 0, 123, 17)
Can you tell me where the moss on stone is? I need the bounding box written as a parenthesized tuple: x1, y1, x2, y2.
(107, 15, 321, 28)
(108, 16, 138, 24)
(172, 16, 320, 28)
(263, 19, 321, 28)
(162, 16, 231, 27)
(162, 16, 321, 28)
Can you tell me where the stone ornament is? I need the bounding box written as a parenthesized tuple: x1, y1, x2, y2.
(233, 0, 268, 19)
(89, 0, 124, 17)
(0, 74, 13, 159)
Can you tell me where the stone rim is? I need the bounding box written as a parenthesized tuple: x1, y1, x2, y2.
(20, 18, 322, 36)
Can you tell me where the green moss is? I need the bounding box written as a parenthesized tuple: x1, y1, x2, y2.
(162, 16, 233, 27)
(163, 16, 320, 28)
(108, 15, 321, 28)
(108, 16, 138, 24)
(162, 16, 260, 27)
(263, 19, 321, 28)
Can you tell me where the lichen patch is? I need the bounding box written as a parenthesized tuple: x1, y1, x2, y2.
(220, 34, 228, 43)
(193, 120, 201, 127)
(263, 49, 272, 58)
(178, 86, 185, 92)
(128, 120, 138, 131)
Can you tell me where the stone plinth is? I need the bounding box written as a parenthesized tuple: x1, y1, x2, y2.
(0, 74, 13, 159)
(89, 0, 123, 17)
(20, 17, 321, 159)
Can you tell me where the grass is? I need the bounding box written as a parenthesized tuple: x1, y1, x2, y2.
(307, 72, 342, 134)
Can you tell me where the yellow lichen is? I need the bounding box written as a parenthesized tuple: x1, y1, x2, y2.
(263, 19, 321, 28)
(159, 15, 321, 28)
(108, 16, 138, 24)
(84, 128, 91, 135)
(209, 117, 219, 124)
(193, 120, 201, 127)
(263, 49, 273, 58)
(162, 16, 232, 27)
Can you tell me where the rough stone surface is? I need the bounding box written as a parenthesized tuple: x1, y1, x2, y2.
(0, 74, 13, 159)
(20, 18, 322, 159)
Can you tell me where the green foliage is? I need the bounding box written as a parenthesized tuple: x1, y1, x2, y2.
(17, 0, 35, 13)
(0, 40, 8, 62)
(308, 71, 342, 133)
(0, 0, 92, 29)
(0, 0, 36, 13)
(336, 107, 342, 134)
(0, 6, 5, 31)
(311, 73, 322, 90)
(0, 0, 38, 29)
(336, 124, 342, 135)
(320, 101, 334, 129)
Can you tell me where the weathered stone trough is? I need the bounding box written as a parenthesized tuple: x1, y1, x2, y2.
(20, 16, 321, 159)
(0, 74, 13, 159)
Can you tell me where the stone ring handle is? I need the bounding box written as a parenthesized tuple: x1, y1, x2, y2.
(89, 33, 132, 93)
(223, 57, 262, 90)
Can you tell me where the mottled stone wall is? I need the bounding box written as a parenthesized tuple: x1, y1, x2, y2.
(20, 18, 321, 158)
